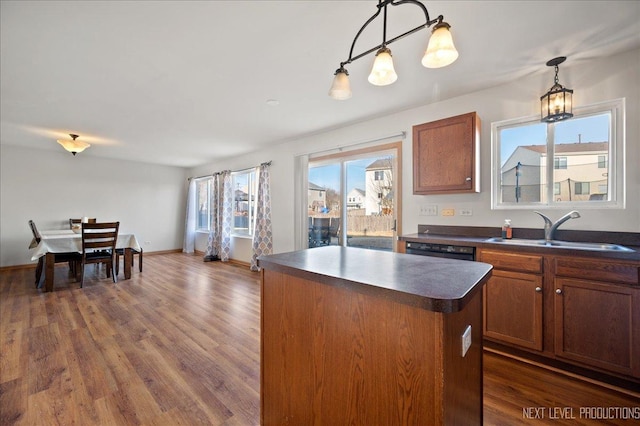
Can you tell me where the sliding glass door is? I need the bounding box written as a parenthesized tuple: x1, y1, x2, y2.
(307, 143, 401, 251)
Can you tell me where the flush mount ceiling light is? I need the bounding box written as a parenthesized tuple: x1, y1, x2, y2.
(57, 133, 90, 156)
(540, 56, 573, 123)
(328, 0, 459, 100)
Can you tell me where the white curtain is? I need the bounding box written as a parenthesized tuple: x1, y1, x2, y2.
(205, 171, 232, 262)
(251, 162, 273, 271)
(182, 178, 196, 253)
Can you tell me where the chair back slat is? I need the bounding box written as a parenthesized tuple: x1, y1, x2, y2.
(81, 222, 119, 253)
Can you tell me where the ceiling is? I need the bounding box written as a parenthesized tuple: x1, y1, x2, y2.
(1, 1, 639, 168)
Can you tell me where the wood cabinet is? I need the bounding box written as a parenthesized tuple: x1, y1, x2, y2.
(259, 247, 491, 425)
(480, 247, 640, 380)
(553, 257, 640, 377)
(413, 111, 480, 195)
(479, 250, 544, 351)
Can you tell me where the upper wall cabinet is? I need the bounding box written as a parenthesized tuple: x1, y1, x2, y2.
(413, 112, 480, 195)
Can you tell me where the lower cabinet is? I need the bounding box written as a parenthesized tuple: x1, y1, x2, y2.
(479, 250, 544, 351)
(479, 248, 640, 381)
(553, 258, 640, 378)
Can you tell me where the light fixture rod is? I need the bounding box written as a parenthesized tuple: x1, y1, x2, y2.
(341, 0, 440, 67)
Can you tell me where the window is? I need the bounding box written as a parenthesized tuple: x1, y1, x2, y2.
(598, 155, 607, 168)
(575, 182, 590, 195)
(554, 157, 567, 169)
(232, 170, 257, 236)
(492, 98, 624, 209)
(305, 142, 401, 251)
(195, 177, 212, 231)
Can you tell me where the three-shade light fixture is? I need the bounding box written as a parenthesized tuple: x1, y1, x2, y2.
(329, 0, 459, 100)
(57, 133, 90, 156)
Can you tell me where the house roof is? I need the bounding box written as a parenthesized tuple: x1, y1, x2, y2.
(308, 182, 325, 191)
(522, 142, 608, 154)
(365, 159, 393, 170)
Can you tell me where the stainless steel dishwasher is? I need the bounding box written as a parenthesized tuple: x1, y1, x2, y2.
(405, 241, 476, 261)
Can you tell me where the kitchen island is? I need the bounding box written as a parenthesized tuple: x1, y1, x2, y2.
(258, 246, 493, 425)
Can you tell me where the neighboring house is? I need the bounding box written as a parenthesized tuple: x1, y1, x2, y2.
(364, 159, 393, 215)
(346, 188, 365, 210)
(501, 142, 608, 203)
(308, 182, 327, 213)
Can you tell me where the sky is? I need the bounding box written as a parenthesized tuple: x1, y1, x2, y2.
(309, 157, 385, 192)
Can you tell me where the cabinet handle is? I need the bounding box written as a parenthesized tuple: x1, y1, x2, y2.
(535, 287, 542, 292)
(465, 177, 472, 181)
(555, 288, 562, 295)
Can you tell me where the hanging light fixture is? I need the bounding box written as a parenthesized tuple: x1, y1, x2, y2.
(329, 0, 458, 100)
(540, 56, 573, 123)
(57, 133, 90, 155)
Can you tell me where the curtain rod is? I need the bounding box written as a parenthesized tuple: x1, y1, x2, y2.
(189, 161, 272, 180)
(296, 131, 406, 157)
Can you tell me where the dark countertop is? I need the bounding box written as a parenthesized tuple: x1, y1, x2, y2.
(258, 246, 492, 314)
(400, 225, 640, 262)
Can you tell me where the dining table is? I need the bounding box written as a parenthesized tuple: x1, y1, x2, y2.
(30, 229, 142, 292)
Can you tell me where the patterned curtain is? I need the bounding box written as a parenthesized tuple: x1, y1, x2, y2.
(205, 171, 233, 262)
(182, 178, 196, 253)
(219, 171, 233, 261)
(250, 162, 273, 271)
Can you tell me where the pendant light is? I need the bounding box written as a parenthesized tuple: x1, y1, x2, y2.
(57, 134, 90, 156)
(540, 56, 573, 123)
(328, 0, 458, 100)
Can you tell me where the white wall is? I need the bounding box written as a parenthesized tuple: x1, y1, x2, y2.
(0, 145, 187, 267)
(190, 48, 640, 263)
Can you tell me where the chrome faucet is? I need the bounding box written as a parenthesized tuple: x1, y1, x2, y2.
(534, 210, 581, 242)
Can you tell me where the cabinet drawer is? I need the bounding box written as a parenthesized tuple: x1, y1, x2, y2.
(554, 258, 639, 285)
(478, 250, 543, 273)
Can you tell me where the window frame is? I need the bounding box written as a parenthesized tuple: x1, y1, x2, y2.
(195, 177, 212, 232)
(231, 169, 257, 238)
(491, 98, 625, 210)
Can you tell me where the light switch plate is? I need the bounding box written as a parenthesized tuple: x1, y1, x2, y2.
(420, 204, 438, 216)
(462, 325, 472, 357)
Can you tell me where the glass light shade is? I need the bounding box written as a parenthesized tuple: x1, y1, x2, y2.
(540, 84, 573, 122)
(57, 138, 90, 155)
(422, 22, 459, 69)
(368, 47, 397, 86)
(328, 68, 352, 100)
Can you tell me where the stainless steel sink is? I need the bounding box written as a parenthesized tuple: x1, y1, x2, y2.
(485, 237, 634, 252)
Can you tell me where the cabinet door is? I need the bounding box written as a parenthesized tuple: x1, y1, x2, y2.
(483, 270, 543, 351)
(554, 278, 640, 378)
(413, 112, 479, 194)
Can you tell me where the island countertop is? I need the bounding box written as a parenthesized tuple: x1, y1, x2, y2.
(258, 246, 493, 313)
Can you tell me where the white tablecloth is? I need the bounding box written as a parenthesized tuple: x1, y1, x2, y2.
(31, 230, 141, 261)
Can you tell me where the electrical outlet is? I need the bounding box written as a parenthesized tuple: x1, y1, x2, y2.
(460, 208, 473, 216)
(441, 208, 455, 216)
(420, 204, 438, 216)
(462, 325, 472, 357)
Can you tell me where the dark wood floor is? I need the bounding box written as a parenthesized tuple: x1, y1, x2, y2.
(1, 252, 638, 425)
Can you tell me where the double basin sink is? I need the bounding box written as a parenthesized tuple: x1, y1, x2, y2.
(485, 237, 634, 252)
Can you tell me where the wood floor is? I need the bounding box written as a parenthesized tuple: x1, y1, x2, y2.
(1, 252, 638, 425)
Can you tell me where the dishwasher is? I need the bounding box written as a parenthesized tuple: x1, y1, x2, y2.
(405, 241, 476, 261)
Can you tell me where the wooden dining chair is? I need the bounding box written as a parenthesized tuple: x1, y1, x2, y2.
(80, 222, 119, 288)
(28, 220, 81, 288)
